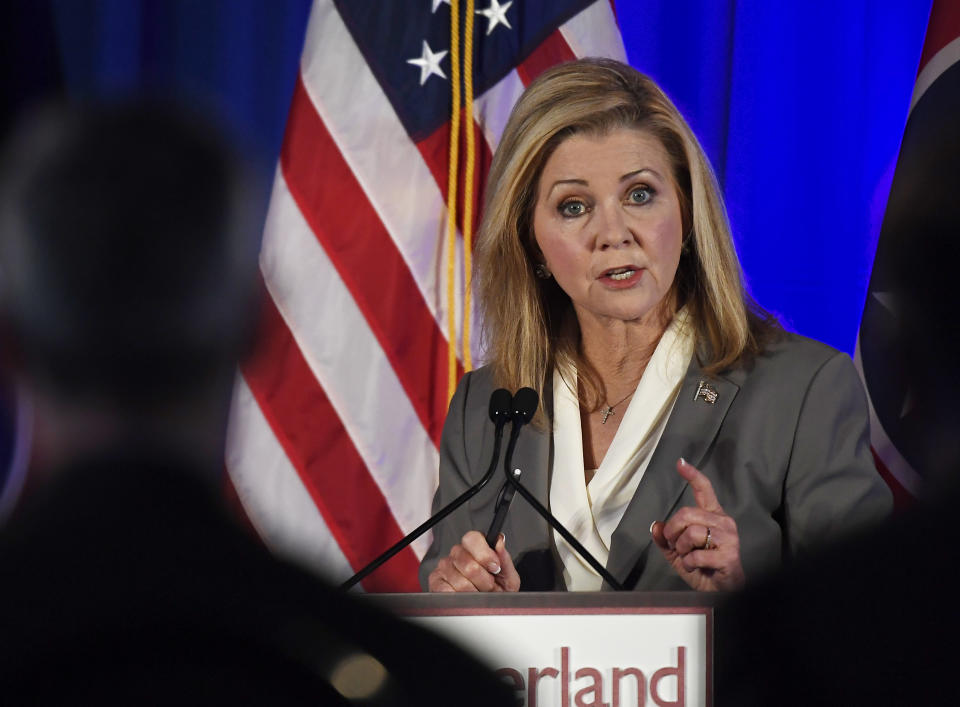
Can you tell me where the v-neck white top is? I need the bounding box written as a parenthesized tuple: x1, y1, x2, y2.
(550, 310, 694, 590)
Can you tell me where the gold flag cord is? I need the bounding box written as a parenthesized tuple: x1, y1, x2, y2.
(445, 0, 462, 403)
(461, 0, 475, 373)
(446, 0, 477, 403)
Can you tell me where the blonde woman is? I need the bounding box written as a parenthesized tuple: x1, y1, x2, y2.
(421, 58, 891, 593)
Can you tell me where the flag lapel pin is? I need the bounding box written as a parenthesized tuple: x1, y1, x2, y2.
(694, 380, 718, 404)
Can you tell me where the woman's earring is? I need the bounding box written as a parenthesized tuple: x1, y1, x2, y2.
(534, 263, 552, 279)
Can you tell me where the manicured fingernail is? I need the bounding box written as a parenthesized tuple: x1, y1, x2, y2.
(488, 562, 502, 575)
(649, 521, 656, 534)
(498, 533, 506, 546)
(679, 457, 687, 466)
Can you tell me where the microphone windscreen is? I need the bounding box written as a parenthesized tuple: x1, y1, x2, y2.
(511, 387, 539, 424)
(488, 388, 513, 423)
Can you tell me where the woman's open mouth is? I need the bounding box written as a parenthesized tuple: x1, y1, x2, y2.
(601, 266, 641, 284)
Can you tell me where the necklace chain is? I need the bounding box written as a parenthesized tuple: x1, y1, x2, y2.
(605, 389, 636, 410)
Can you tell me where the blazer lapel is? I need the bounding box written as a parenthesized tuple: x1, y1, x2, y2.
(605, 356, 740, 587)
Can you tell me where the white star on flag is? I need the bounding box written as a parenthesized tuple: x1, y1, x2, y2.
(431, 0, 450, 12)
(477, 0, 513, 35)
(407, 40, 448, 85)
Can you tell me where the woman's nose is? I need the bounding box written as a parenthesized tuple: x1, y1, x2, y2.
(594, 201, 634, 250)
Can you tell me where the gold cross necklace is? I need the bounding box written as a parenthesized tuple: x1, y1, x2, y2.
(599, 389, 636, 424)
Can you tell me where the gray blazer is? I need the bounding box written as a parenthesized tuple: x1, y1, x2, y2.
(419, 333, 893, 591)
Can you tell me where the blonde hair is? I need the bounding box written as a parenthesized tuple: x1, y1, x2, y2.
(476, 58, 779, 420)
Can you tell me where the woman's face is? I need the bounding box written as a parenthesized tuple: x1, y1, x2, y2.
(532, 127, 683, 330)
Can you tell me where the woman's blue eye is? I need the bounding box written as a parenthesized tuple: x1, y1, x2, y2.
(629, 186, 653, 204)
(559, 200, 586, 217)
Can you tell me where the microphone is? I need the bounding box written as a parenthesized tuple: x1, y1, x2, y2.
(503, 387, 539, 479)
(340, 388, 512, 591)
(493, 387, 625, 590)
(484, 387, 537, 546)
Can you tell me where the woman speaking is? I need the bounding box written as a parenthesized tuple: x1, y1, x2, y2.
(420, 58, 891, 593)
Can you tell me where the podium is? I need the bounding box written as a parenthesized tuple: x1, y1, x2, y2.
(376, 592, 717, 707)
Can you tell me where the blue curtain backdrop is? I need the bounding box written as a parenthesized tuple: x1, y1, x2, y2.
(9, 0, 934, 353)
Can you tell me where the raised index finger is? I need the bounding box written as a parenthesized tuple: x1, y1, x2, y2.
(676, 458, 723, 513)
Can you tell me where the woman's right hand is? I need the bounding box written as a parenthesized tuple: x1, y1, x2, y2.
(427, 530, 521, 592)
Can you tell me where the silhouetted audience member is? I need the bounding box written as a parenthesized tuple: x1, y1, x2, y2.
(0, 101, 512, 705)
(717, 111, 960, 705)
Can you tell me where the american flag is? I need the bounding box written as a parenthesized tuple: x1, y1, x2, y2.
(225, 0, 625, 591)
(855, 0, 960, 509)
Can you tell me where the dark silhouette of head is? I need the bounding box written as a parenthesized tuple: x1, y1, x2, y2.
(0, 100, 260, 469)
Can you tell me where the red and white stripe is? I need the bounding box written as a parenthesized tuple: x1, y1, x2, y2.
(226, 0, 625, 591)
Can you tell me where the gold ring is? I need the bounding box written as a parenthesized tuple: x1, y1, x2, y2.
(703, 527, 713, 550)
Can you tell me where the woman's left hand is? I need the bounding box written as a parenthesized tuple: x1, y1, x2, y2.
(650, 458, 746, 591)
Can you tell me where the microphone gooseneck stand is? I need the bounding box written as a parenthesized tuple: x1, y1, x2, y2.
(339, 388, 513, 591)
(497, 387, 625, 591)
(484, 468, 519, 547)
(483, 387, 539, 546)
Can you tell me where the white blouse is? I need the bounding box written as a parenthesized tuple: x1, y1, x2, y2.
(550, 311, 694, 590)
